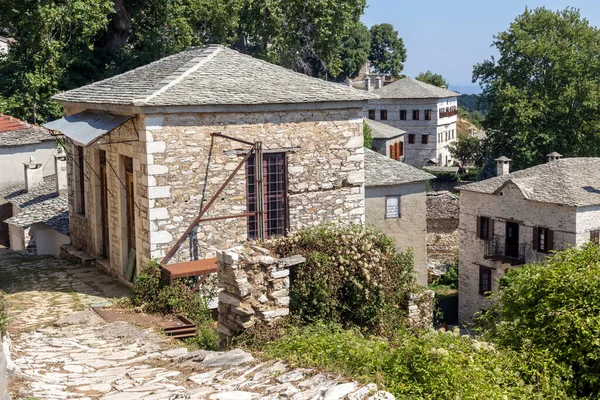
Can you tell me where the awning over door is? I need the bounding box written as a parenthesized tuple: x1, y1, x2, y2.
(44, 111, 133, 146)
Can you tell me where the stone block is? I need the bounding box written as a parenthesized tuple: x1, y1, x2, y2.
(259, 256, 276, 266)
(259, 308, 289, 319)
(146, 141, 166, 154)
(270, 269, 289, 279)
(147, 165, 169, 175)
(345, 136, 363, 148)
(151, 231, 172, 244)
(347, 171, 365, 185)
(149, 208, 169, 221)
(148, 186, 170, 199)
(231, 306, 255, 317)
(218, 292, 241, 307)
(269, 289, 289, 299)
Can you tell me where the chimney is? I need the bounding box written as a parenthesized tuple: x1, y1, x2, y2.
(547, 152, 563, 163)
(495, 156, 512, 176)
(54, 153, 68, 194)
(364, 78, 371, 92)
(24, 156, 43, 192)
(375, 76, 383, 89)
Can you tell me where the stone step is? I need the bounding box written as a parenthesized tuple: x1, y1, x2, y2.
(60, 244, 96, 266)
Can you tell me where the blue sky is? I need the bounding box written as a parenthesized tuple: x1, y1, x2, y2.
(362, 0, 600, 90)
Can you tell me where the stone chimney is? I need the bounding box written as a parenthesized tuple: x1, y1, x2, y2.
(375, 76, 383, 89)
(495, 156, 512, 176)
(547, 152, 563, 163)
(24, 156, 43, 192)
(54, 152, 68, 194)
(364, 78, 371, 92)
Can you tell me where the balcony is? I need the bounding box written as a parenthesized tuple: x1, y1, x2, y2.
(484, 237, 527, 265)
(439, 107, 458, 119)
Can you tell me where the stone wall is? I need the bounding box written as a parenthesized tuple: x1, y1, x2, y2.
(427, 191, 459, 266)
(0, 334, 7, 400)
(405, 290, 435, 330)
(145, 109, 365, 264)
(216, 245, 305, 349)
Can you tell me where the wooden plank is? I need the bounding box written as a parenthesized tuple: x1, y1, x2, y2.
(162, 258, 218, 280)
(125, 248, 136, 282)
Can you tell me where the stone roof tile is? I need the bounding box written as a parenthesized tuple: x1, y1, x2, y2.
(54, 45, 377, 107)
(0, 114, 55, 147)
(460, 158, 600, 207)
(365, 119, 406, 139)
(373, 77, 460, 99)
(365, 148, 435, 187)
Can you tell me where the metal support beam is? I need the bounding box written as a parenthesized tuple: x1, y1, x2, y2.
(211, 132, 255, 146)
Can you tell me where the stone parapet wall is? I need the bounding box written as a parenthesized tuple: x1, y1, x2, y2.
(216, 245, 305, 349)
(405, 290, 435, 330)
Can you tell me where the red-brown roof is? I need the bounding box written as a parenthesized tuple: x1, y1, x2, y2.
(0, 114, 54, 147)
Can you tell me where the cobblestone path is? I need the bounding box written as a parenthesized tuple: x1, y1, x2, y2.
(1, 250, 393, 400)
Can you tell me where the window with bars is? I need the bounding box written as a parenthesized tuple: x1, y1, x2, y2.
(385, 196, 400, 219)
(400, 110, 407, 120)
(479, 266, 492, 295)
(424, 110, 431, 120)
(246, 153, 288, 240)
(380, 110, 388, 120)
(412, 110, 420, 120)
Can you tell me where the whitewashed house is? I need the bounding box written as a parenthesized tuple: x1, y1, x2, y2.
(458, 154, 600, 322)
(365, 77, 460, 167)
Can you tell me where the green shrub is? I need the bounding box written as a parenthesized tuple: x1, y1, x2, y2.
(265, 323, 571, 399)
(458, 167, 480, 182)
(363, 120, 373, 149)
(425, 170, 458, 182)
(0, 290, 7, 336)
(478, 243, 600, 397)
(268, 225, 417, 335)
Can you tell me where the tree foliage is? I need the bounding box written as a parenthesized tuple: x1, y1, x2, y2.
(478, 243, 600, 397)
(473, 7, 600, 169)
(336, 22, 371, 81)
(447, 133, 482, 166)
(369, 23, 406, 76)
(416, 70, 448, 88)
(363, 120, 373, 149)
(0, 0, 370, 122)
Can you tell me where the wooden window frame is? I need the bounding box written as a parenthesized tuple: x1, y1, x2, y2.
(408, 134, 415, 144)
(424, 110, 432, 120)
(75, 145, 86, 216)
(400, 110, 407, 120)
(476, 216, 493, 240)
(385, 196, 401, 219)
(368, 110, 376, 120)
(412, 110, 420, 120)
(421, 134, 429, 145)
(380, 110, 388, 120)
(533, 227, 553, 253)
(591, 230, 600, 244)
(479, 266, 492, 295)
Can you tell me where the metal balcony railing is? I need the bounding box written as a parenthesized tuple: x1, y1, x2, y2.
(484, 236, 527, 265)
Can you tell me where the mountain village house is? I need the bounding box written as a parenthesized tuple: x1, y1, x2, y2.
(364, 77, 460, 167)
(364, 149, 434, 285)
(457, 154, 600, 322)
(45, 45, 374, 282)
(365, 119, 406, 161)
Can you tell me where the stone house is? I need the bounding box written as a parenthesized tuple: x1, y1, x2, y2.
(364, 148, 435, 285)
(458, 155, 600, 322)
(365, 77, 460, 167)
(426, 190, 459, 273)
(0, 155, 69, 255)
(365, 119, 406, 161)
(45, 44, 375, 281)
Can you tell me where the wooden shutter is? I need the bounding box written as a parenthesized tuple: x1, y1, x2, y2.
(399, 141, 404, 156)
(395, 142, 401, 159)
(390, 144, 396, 160)
(533, 227, 539, 251)
(476, 216, 481, 238)
(488, 219, 494, 240)
(547, 229, 554, 251)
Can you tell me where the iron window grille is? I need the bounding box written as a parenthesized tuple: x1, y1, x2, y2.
(479, 266, 492, 295)
(247, 153, 288, 239)
(424, 110, 432, 120)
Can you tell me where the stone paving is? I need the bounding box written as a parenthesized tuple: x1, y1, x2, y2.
(0, 250, 394, 400)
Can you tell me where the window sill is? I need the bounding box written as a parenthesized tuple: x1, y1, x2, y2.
(73, 213, 87, 222)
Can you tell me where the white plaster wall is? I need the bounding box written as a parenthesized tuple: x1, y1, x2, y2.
(8, 225, 24, 251)
(365, 182, 429, 286)
(575, 205, 600, 245)
(0, 142, 57, 189)
(31, 223, 71, 256)
(458, 184, 577, 322)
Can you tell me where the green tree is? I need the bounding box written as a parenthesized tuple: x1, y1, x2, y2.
(473, 7, 600, 169)
(363, 120, 373, 149)
(416, 70, 448, 88)
(447, 133, 482, 166)
(369, 23, 406, 76)
(335, 22, 371, 81)
(479, 243, 600, 397)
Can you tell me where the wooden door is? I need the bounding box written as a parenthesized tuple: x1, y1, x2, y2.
(505, 222, 519, 258)
(124, 157, 136, 252)
(99, 151, 109, 258)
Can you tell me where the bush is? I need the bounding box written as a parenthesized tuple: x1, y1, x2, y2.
(458, 167, 480, 182)
(130, 261, 218, 349)
(268, 225, 417, 335)
(363, 120, 373, 149)
(0, 291, 7, 336)
(265, 323, 570, 399)
(426, 170, 458, 182)
(478, 243, 600, 397)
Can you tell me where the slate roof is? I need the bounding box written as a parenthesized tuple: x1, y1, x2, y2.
(365, 148, 435, 187)
(373, 77, 460, 99)
(460, 158, 600, 207)
(0, 114, 55, 147)
(365, 119, 406, 139)
(54, 45, 377, 107)
(0, 175, 69, 235)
